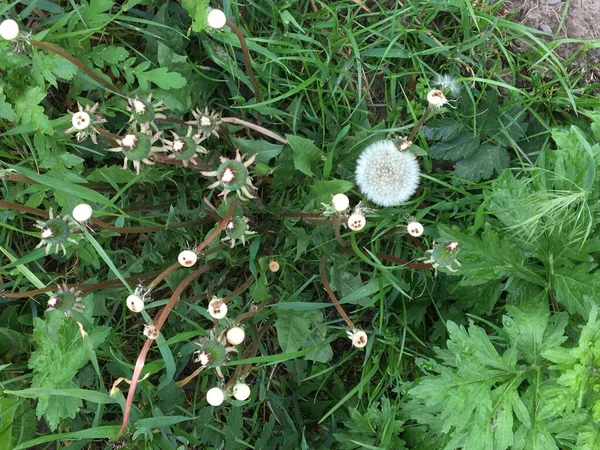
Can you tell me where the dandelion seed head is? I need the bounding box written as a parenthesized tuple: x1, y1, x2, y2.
(355, 140, 420, 207)
(434, 73, 461, 97)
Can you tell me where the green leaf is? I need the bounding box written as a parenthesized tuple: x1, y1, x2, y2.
(429, 131, 480, 162)
(275, 309, 320, 353)
(453, 144, 510, 182)
(230, 137, 284, 164)
(135, 66, 187, 90)
(422, 118, 464, 141)
(286, 134, 322, 177)
(0, 87, 15, 121)
(13, 87, 52, 134)
(553, 263, 600, 318)
(182, 0, 210, 32)
(311, 179, 354, 197)
(13, 425, 119, 450)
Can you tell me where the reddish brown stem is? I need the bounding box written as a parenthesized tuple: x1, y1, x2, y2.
(319, 254, 355, 329)
(222, 276, 254, 305)
(407, 106, 431, 143)
(280, 211, 324, 218)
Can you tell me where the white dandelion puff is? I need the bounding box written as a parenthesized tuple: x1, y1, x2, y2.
(354, 140, 420, 207)
(434, 73, 461, 98)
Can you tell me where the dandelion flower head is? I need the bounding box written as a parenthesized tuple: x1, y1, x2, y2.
(354, 140, 420, 207)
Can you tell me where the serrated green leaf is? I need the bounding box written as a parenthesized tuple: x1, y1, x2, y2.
(430, 131, 480, 162)
(230, 137, 284, 164)
(135, 66, 187, 90)
(13, 87, 52, 134)
(422, 118, 464, 141)
(287, 135, 322, 177)
(553, 263, 600, 318)
(453, 144, 510, 182)
(0, 87, 15, 121)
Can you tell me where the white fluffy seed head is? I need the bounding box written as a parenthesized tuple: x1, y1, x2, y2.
(347, 213, 366, 231)
(72, 203, 93, 222)
(349, 329, 368, 348)
(355, 140, 420, 207)
(207, 9, 227, 29)
(331, 193, 350, 212)
(226, 327, 245, 345)
(427, 89, 448, 108)
(233, 382, 251, 401)
(206, 387, 225, 406)
(407, 221, 424, 237)
(178, 250, 198, 267)
(0, 19, 20, 41)
(126, 294, 145, 313)
(208, 298, 227, 319)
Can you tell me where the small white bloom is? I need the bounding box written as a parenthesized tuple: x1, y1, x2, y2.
(331, 193, 350, 212)
(347, 213, 366, 231)
(0, 19, 20, 41)
(132, 98, 147, 114)
(121, 134, 137, 148)
(71, 111, 91, 131)
(208, 297, 227, 319)
(355, 140, 420, 207)
(207, 9, 227, 29)
(126, 294, 145, 313)
(347, 329, 368, 348)
(178, 250, 198, 267)
(226, 327, 245, 345)
(72, 203, 93, 222)
(193, 350, 211, 366)
(40, 227, 54, 239)
(407, 221, 424, 237)
(233, 382, 251, 401)
(206, 387, 225, 406)
(143, 324, 159, 340)
(200, 116, 212, 127)
(427, 89, 448, 108)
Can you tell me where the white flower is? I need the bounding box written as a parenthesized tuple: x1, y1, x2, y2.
(178, 250, 198, 267)
(355, 140, 420, 207)
(331, 193, 350, 212)
(0, 19, 20, 41)
(71, 112, 91, 131)
(407, 221, 424, 237)
(206, 387, 225, 406)
(427, 89, 448, 108)
(233, 382, 251, 401)
(143, 324, 159, 340)
(207, 9, 227, 29)
(347, 329, 368, 348)
(226, 327, 245, 345)
(72, 203, 93, 222)
(347, 213, 366, 231)
(126, 294, 145, 313)
(208, 297, 227, 319)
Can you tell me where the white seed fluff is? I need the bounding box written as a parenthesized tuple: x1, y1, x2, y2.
(331, 193, 350, 212)
(126, 294, 145, 313)
(226, 327, 245, 345)
(207, 9, 227, 29)
(407, 221, 424, 237)
(0, 19, 20, 41)
(72, 203, 93, 222)
(427, 89, 448, 108)
(355, 140, 420, 207)
(178, 250, 198, 267)
(206, 387, 225, 406)
(233, 383, 251, 401)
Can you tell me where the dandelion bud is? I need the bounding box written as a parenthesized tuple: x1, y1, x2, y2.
(347, 213, 366, 231)
(143, 324, 159, 340)
(268, 260, 280, 272)
(226, 327, 245, 345)
(207, 9, 227, 29)
(178, 250, 198, 267)
(71, 111, 91, 131)
(427, 89, 448, 108)
(347, 329, 368, 348)
(126, 294, 145, 313)
(331, 193, 350, 212)
(407, 221, 424, 237)
(208, 297, 227, 319)
(233, 382, 251, 401)
(206, 387, 225, 406)
(0, 19, 20, 41)
(72, 203, 93, 222)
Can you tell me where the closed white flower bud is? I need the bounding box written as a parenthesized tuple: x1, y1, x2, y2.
(208, 297, 227, 319)
(226, 327, 245, 345)
(143, 324, 159, 340)
(427, 89, 448, 108)
(71, 111, 91, 131)
(0, 19, 20, 41)
(407, 221, 424, 237)
(268, 260, 280, 272)
(348, 329, 368, 348)
(178, 250, 197, 267)
(206, 387, 225, 406)
(72, 203, 93, 222)
(207, 9, 227, 29)
(347, 213, 366, 231)
(126, 294, 145, 313)
(233, 382, 251, 401)
(331, 193, 350, 212)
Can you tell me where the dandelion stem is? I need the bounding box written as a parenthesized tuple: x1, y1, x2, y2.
(225, 20, 262, 125)
(29, 39, 122, 95)
(407, 106, 432, 143)
(320, 254, 355, 329)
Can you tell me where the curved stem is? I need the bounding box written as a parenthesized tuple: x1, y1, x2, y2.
(29, 39, 122, 95)
(225, 20, 262, 124)
(320, 254, 355, 329)
(221, 117, 287, 144)
(407, 106, 431, 143)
